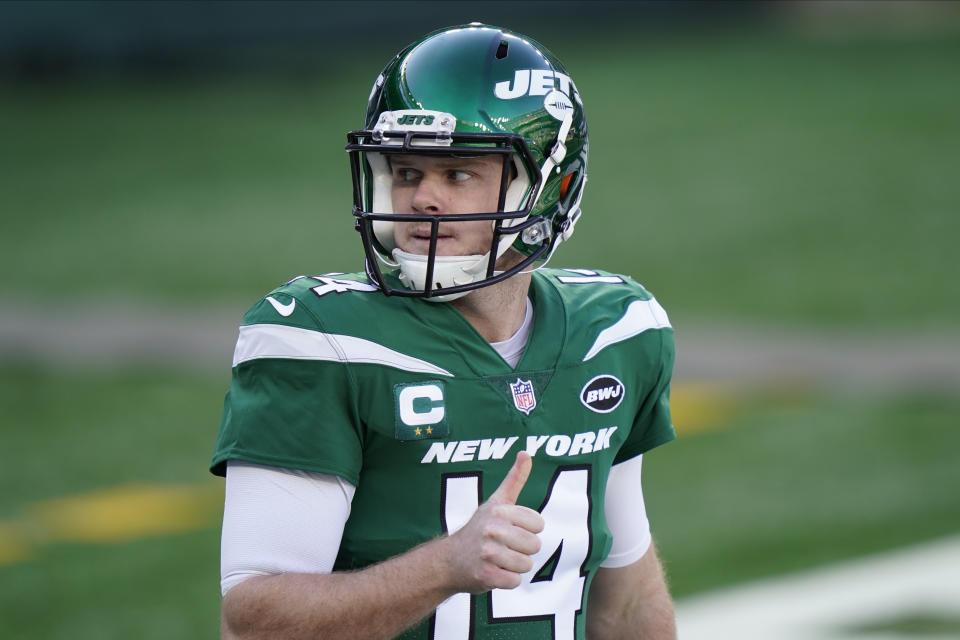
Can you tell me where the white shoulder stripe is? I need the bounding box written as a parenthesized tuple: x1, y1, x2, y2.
(233, 323, 454, 377)
(582, 298, 671, 362)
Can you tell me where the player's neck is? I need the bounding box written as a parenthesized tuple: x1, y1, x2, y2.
(450, 272, 531, 343)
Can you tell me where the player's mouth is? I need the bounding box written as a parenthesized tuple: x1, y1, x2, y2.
(404, 227, 458, 255)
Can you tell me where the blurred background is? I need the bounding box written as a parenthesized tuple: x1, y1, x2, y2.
(1, 1, 958, 638)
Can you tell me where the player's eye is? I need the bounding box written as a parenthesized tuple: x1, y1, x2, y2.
(448, 170, 473, 183)
(395, 168, 421, 183)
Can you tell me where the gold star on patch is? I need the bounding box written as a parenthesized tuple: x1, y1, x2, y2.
(426, 426, 433, 435)
(414, 427, 422, 436)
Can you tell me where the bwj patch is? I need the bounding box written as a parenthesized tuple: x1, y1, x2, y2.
(580, 374, 625, 413)
(509, 378, 537, 415)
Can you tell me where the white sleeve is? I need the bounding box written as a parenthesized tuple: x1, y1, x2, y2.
(220, 460, 356, 596)
(600, 454, 652, 568)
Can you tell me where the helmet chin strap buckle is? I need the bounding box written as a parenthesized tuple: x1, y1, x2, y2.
(521, 218, 553, 245)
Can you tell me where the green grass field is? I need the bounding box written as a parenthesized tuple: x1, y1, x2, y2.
(1, 20, 958, 638)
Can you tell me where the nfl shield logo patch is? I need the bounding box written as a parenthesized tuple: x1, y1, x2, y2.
(509, 378, 537, 415)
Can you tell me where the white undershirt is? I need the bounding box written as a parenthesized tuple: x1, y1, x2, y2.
(220, 297, 652, 595)
(489, 297, 534, 368)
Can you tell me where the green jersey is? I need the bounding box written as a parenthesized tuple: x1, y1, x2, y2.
(211, 267, 675, 640)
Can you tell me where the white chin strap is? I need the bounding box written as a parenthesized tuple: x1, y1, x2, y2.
(392, 249, 500, 302)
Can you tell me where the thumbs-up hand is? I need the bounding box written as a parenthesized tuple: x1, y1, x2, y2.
(488, 450, 535, 506)
(444, 452, 545, 593)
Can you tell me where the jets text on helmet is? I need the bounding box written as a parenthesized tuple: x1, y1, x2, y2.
(494, 69, 581, 103)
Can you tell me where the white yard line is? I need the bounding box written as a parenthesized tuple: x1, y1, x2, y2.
(675, 535, 960, 640)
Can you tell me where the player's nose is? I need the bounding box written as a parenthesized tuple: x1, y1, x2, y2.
(410, 174, 444, 214)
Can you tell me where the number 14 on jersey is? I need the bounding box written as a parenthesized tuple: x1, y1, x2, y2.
(433, 467, 591, 640)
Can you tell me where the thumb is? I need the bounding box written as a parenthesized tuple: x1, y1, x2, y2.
(489, 451, 532, 505)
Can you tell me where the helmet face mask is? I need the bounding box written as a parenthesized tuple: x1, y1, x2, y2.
(346, 24, 588, 301)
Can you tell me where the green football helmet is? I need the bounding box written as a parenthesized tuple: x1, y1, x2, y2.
(346, 23, 589, 301)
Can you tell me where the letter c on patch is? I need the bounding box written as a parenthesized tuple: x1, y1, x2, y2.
(398, 384, 445, 426)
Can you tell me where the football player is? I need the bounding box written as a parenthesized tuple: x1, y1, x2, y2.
(212, 23, 677, 640)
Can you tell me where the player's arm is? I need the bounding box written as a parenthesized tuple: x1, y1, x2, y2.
(221, 452, 543, 640)
(586, 543, 676, 640)
(585, 454, 676, 639)
(222, 541, 454, 640)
